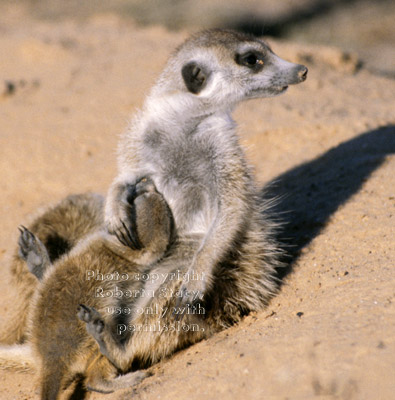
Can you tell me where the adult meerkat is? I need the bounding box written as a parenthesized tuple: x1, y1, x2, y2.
(0, 29, 307, 398)
(77, 28, 307, 381)
(105, 29, 307, 309)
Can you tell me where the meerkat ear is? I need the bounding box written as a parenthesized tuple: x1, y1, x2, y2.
(181, 62, 210, 94)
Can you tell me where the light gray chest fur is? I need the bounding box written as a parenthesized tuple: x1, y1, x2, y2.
(141, 115, 238, 235)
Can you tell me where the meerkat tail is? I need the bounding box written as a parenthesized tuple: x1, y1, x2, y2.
(0, 344, 36, 372)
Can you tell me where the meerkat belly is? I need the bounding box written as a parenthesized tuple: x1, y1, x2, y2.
(163, 181, 216, 235)
(151, 171, 217, 235)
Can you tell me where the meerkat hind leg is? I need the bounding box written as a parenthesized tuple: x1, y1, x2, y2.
(18, 226, 51, 280)
(109, 176, 173, 250)
(77, 304, 150, 394)
(77, 305, 116, 367)
(86, 368, 148, 394)
(114, 176, 175, 257)
(111, 177, 155, 249)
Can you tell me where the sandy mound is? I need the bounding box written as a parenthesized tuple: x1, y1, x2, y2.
(0, 7, 394, 400)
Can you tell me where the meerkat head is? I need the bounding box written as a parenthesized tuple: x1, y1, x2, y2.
(152, 29, 307, 115)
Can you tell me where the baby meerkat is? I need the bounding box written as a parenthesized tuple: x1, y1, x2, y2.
(0, 193, 105, 345)
(1, 178, 176, 397)
(0, 29, 307, 399)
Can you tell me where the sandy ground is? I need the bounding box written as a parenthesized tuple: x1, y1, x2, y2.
(0, 4, 394, 400)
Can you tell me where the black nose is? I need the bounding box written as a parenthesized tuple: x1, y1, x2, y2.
(297, 65, 308, 82)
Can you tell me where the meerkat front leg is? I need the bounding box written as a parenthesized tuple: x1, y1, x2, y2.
(175, 183, 251, 314)
(18, 226, 51, 280)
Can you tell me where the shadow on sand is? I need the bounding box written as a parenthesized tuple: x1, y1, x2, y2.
(261, 125, 395, 280)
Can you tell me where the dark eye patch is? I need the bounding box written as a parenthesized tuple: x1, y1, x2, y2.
(235, 51, 265, 72)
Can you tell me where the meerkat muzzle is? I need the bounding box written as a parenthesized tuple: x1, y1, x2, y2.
(297, 66, 308, 82)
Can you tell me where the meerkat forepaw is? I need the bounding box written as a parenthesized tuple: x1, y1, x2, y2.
(106, 177, 157, 250)
(18, 225, 50, 280)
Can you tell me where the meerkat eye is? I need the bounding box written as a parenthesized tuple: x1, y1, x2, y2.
(244, 54, 257, 65)
(235, 51, 265, 72)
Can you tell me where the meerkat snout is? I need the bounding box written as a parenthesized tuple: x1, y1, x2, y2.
(297, 65, 308, 82)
